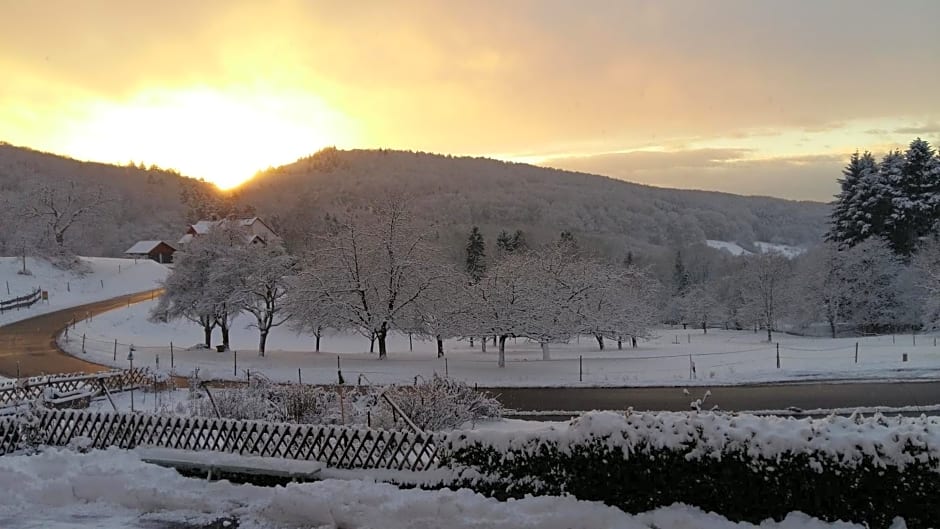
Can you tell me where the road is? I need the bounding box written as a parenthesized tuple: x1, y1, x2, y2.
(1, 291, 938, 412)
(0, 289, 161, 378)
(490, 381, 940, 412)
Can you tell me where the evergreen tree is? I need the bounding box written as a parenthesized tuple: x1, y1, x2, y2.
(672, 250, 691, 295)
(465, 226, 486, 282)
(496, 230, 513, 256)
(827, 151, 879, 247)
(886, 139, 939, 256)
(511, 229, 527, 253)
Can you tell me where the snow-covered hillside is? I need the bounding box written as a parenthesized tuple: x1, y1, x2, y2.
(706, 240, 807, 258)
(0, 256, 168, 326)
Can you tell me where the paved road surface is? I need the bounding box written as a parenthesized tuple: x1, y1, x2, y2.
(0, 290, 160, 378)
(490, 381, 940, 412)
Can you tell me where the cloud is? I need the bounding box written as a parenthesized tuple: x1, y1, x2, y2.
(541, 150, 844, 201)
(893, 122, 940, 135)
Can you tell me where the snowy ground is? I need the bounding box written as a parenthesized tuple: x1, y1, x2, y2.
(61, 299, 940, 387)
(0, 447, 891, 529)
(0, 256, 168, 327)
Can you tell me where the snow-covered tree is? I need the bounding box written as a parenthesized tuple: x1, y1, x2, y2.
(399, 268, 470, 357)
(740, 251, 791, 342)
(842, 238, 917, 332)
(579, 261, 660, 350)
(828, 151, 881, 248)
(914, 236, 940, 327)
(886, 139, 940, 256)
(291, 203, 446, 359)
(679, 284, 720, 334)
(226, 243, 295, 356)
(19, 180, 111, 254)
(792, 244, 852, 338)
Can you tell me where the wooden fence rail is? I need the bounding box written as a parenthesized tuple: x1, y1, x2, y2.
(0, 288, 41, 313)
(0, 410, 441, 471)
(0, 369, 151, 408)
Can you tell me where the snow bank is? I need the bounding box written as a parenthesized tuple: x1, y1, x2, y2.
(0, 447, 874, 529)
(0, 256, 168, 326)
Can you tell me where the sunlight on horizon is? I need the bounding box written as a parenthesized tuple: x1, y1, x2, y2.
(55, 87, 358, 189)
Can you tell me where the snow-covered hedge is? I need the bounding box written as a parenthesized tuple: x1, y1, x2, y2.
(437, 411, 940, 529)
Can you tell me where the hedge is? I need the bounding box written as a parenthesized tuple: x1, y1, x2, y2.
(433, 411, 940, 529)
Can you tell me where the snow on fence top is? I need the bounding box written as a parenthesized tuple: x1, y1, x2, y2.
(445, 410, 940, 472)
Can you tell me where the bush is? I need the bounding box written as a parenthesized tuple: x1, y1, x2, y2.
(372, 375, 502, 431)
(435, 411, 940, 529)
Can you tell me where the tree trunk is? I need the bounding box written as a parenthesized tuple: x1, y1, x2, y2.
(631, 336, 637, 348)
(682, 323, 687, 330)
(258, 330, 268, 356)
(203, 325, 213, 349)
(498, 335, 508, 368)
(481, 337, 486, 353)
(595, 335, 604, 351)
(493, 336, 497, 346)
(436, 335, 444, 358)
(702, 320, 707, 334)
(377, 323, 388, 359)
(617, 337, 622, 350)
(766, 325, 772, 343)
(315, 327, 321, 352)
(829, 319, 836, 339)
(541, 341, 550, 360)
(469, 337, 474, 347)
(220, 323, 230, 351)
(370, 332, 375, 354)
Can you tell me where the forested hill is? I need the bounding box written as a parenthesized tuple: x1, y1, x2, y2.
(240, 148, 829, 259)
(0, 143, 217, 257)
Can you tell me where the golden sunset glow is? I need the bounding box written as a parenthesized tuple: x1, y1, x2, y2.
(1, 1, 939, 198)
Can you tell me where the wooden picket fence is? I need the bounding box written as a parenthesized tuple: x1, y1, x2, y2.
(0, 288, 41, 313)
(0, 409, 441, 471)
(0, 369, 151, 409)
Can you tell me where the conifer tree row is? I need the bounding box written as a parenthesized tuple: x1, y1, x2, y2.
(827, 138, 940, 256)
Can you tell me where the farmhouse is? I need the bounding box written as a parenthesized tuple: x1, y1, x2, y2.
(177, 217, 279, 246)
(124, 240, 176, 263)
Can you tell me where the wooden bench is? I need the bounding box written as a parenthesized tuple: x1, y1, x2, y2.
(136, 447, 324, 485)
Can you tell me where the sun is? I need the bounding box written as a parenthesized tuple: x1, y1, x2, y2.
(59, 87, 357, 189)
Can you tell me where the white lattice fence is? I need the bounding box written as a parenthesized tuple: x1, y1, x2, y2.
(0, 410, 441, 471)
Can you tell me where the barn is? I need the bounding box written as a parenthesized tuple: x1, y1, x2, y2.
(124, 240, 176, 264)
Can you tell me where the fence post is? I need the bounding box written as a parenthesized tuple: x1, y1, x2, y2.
(687, 334, 691, 344)
(4, 281, 8, 295)
(579, 355, 583, 382)
(233, 350, 237, 377)
(82, 334, 86, 354)
(337, 355, 344, 384)
(298, 368, 302, 385)
(170, 342, 174, 368)
(776, 343, 780, 369)
(689, 354, 694, 379)
(67, 281, 70, 292)
(855, 342, 858, 364)
(913, 333, 916, 346)
(100, 279, 104, 289)
(155, 354, 159, 369)
(16, 361, 20, 379)
(445, 358, 449, 377)
(113, 339, 117, 361)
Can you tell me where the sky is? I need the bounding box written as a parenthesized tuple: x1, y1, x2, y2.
(1, 1, 939, 200)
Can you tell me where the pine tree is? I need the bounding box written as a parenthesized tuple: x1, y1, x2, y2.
(673, 250, 690, 295)
(887, 139, 939, 256)
(828, 151, 879, 247)
(496, 230, 512, 257)
(511, 229, 527, 253)
(465, 226, 486, 282)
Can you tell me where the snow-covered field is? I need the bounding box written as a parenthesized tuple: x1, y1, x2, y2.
(0, 256, 168, 327)
(0, 447, 892, 529)
(62, 299, 940, 387)
(706, 240, 806, 258)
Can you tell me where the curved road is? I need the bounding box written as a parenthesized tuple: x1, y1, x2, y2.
(1, 292, 938, 412)
(0, 289, 161, 378)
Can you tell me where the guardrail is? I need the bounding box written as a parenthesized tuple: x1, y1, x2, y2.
(0, 288, 41, 313)
(0, 409, 440, 471)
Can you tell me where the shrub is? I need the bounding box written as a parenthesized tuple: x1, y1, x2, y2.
(435, 411, 940, 529)
(372, 375, 502, 431)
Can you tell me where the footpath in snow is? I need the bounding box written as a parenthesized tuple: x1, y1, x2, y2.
(61, 299, 940, 387)
(0, 447, 894, 529)
(0, 256, 167, 327)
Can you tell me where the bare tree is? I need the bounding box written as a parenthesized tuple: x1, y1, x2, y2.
(227, 243, 295, 355)
(740, 252, 791, 342)
(291, 203, 446, 359)
(21, 181, 110, 252)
